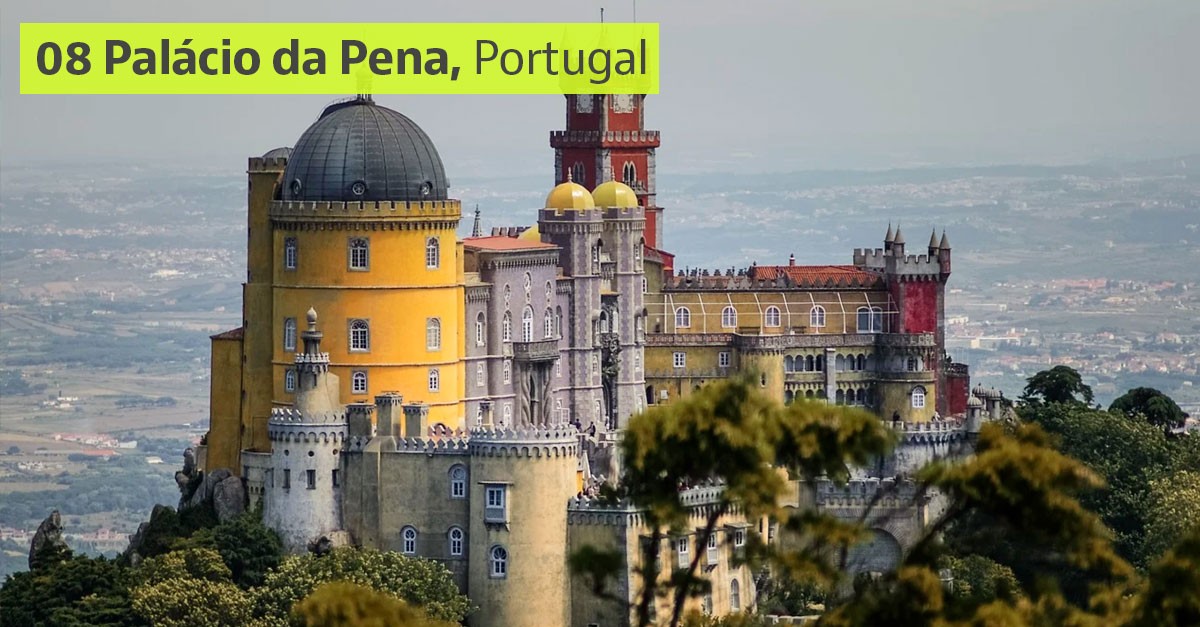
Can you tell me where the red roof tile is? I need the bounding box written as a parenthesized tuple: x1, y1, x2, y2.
(749, 264, 882, 288)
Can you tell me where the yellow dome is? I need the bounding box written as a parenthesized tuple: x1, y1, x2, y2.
(545, 181, 595, 210)
(517, 225, 541, 242)
(592, 180, 639, 209)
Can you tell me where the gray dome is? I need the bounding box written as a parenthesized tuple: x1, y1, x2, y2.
(262, 146, 292, 159)
(281, 97, 448, 203)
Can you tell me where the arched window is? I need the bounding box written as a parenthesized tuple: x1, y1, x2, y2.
(805, 355, 815, 372)
(348, 238, 369, 270)
(351, 371, 367, 394)
(721, 306, 737, 329)
(599, 311, 610, 334)
(857, 307, 873, 333)
(284, 369, 296, 392)
(810, 305, 826, 328)
(906, 357, 919, 372)
(785, 356, 794, 372)
(502, 312, 512, 342)
(622, 161, 637, 187)
(402, 527, 417, 555)
(543, 308, 554, 338)
(283, 318, 297, 351)
(426, 318, 441, 351)
(765, 306, 782, 327)
(815, 354, 824, 372)
(836, 389, 846, 405)
(835, 354, 846, 372)
(349, 319, 370, 352)
(675, 307, 691, 329)
(448, 527, 464, 557)
(502, 360, 511, 384)
(571, 162, 585, 185)
(857, 354, 867, 371)
(521, 306, 534, 342)
(449, 465, 467, 499)
(475, 363, 485, 386)
(283, 237, 297, 270)
(872, 306, 884, 332)
(475, 312, 486, 346)
(428, 368, 440, 392)
(911, 386, 926, 409)
(490, 545, 508, 578)
(784, 390, 794, 405)
(425, 237, 440, 269)
(555, 306, 563, 336)
(731, 578, 741, 611)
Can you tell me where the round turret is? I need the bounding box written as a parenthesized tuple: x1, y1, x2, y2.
(263, 408, 348, 552)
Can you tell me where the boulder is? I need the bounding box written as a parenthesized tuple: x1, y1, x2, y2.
(28, 510, 69, 570)
(212, 475, 246, 522)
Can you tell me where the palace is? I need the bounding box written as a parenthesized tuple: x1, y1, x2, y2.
(196, 93, 995, 627)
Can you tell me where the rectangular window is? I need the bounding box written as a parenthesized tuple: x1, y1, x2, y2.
(676, 536, 689, 569)
(673, 352, 686, 369)
(734, 529, 746, 547)
(718, 351, 731, 368)
(484, 485, 507, 523)
(306, 469, 316, 490)
(706, 532, 719, 566)
(283, 469, 291, 490)
(349, 238, 370, 271)
(331, 469, 339, 487)
(284, 237, 297, 270)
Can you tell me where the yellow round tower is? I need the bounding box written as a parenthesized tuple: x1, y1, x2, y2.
(260, 96, 466, 431)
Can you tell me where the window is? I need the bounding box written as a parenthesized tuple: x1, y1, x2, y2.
(284, 237, 297, 270)
(703, 593, 713, 615)
(283, 318, 297, 351)
(719, 352, 731, 368)
(721, 306, 737, 329)
(332, 469, 339, 487)
(490, 545, 508, 578)
(351, 371, 367, 394)
(734, 528, 746, 547)
(765, 305, 782, 327)
(449, 465, 467, 499)
(426, 318, 441, 351)
(502, 403, 512, 423)
(731, 579, 741, 611)
(706, 532, 719, 566)
(425, 237, 440, 269)
(810, 305, 826, 328)
(642, 277, 648, 293)
(476, 363, 485, 387)
(485, 485, 507, 523)
(503, 360, 511, 384)
(675, 307, 691, 329)
(449, 527, 464, 557)
(282, 469, 290, 490)
(502, 312, 512, 342)
(522, 306, 534, 342)
(676, 537, 690, 568)
(912, 386, 926, 409)
(348, 238, 369, 270)
(428, 368, 440, 392)
(306, 469, 316, 490)
(402, 527, 417, 555)
(857, 306, 884, 333)
(622, 161, 637, 187)
(544, 308, 554, 338)
(475, 312, 486, 346)
(673, 352, 686, 369)
(284, 369, 296, 392)
(571, 162, 585, 185)
(349, 319, 370, 352)
(555, 306, 563, 336)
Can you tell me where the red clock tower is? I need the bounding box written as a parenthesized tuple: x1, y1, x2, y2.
(550, 94, 666, 249)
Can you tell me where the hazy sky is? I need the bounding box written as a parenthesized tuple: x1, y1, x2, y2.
(2, 0, 1198, 174)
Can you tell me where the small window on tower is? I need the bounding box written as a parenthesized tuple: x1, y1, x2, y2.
(351, 371, 367, 394)
(348, 238, 369, 271)
(306, 469, 316, 490)
(283, 318, 297, 351)
(284, 237, 297, 270)
(284, 369, 296, 393)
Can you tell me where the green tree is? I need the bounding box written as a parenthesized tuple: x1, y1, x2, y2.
(134, 548, 233, 586)
(253, 547, 471, 625)
(0, 555, 137, 627)
(1110, 387, 1187, 431)
(1143, 471, 1200, 561)
(1020, 365, 1094, 405)
(131, 577, 253, 627)
(292, 582, 456, 627)
(181, 510, 283, 588)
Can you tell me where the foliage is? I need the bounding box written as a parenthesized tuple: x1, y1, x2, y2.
(253, 547, 471, 625)
(572, 374, 895, 627)
(0, 554, 137, 627)
(1142, 471, 1200, 561)
(1125, 526, 1200, 627)
(754, 571, 828, 616)
(1020, 364, 1094, 405)
(939, 554, 1020, 606)
(1109, 386, 1187, 431)
(291, 582, 456, 627)
(181, 510, 283, 588)
(131, 576, 253, 627)
(133, 548, 232, 586)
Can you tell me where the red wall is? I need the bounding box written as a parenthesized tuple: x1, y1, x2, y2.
(901, 282, 939, 334)
(945, 371, 969, 417)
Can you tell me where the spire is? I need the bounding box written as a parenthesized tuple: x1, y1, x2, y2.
(893, 224, 906, 245)
(939, 229, 951, 250)
(471, 204, 482, 237)
(884, 222, 894, 243)
(928, 229, 939, 249)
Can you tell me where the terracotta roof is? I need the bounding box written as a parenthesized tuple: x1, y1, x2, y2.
(464, 236, 557, 251)
(210, 327, 244, 340)
(749, 264, 882, 288)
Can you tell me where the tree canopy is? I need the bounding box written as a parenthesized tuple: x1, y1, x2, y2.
(1020, 364, 1094, 405)
(1110, 386, 1187, 431)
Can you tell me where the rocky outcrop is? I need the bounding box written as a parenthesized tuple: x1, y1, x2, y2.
(212, 475, 246, 522)
(28, 510, 69, 570)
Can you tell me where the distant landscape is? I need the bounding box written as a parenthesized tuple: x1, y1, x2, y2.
(1, 155, 1197, 580)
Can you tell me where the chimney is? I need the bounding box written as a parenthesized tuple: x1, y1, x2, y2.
(374, 392, 403, 438)
(788, 254, 795, 267)
(346, 402, 375, 438)
(403, 402, 430, 439)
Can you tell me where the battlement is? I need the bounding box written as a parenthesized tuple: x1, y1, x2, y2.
(813, 477, 922, 508)
(853, 248, 947, 278)
(247, 156, 288, 172)
(468, 425, 579, 459)
(550, 129, 661, 148)
(269, 199, 462, 221)
(538, 207, 605, 223)
(890, 419, 966, 444)
(599, 206, 646, 220)
(387, 435, 472, 455)
(267, 408, 347, 443)
(294, 352, 329, 365)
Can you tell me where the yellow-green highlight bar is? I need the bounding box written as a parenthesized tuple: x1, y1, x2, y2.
(19, 23, 659, 95)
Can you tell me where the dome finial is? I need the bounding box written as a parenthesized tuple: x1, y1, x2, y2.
(566, 168, 574, 183)
(306, 307, 318, 328)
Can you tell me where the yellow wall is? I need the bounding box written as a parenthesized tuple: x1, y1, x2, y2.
(206, 336, 244, 472)
(241, 163, 285, 454)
